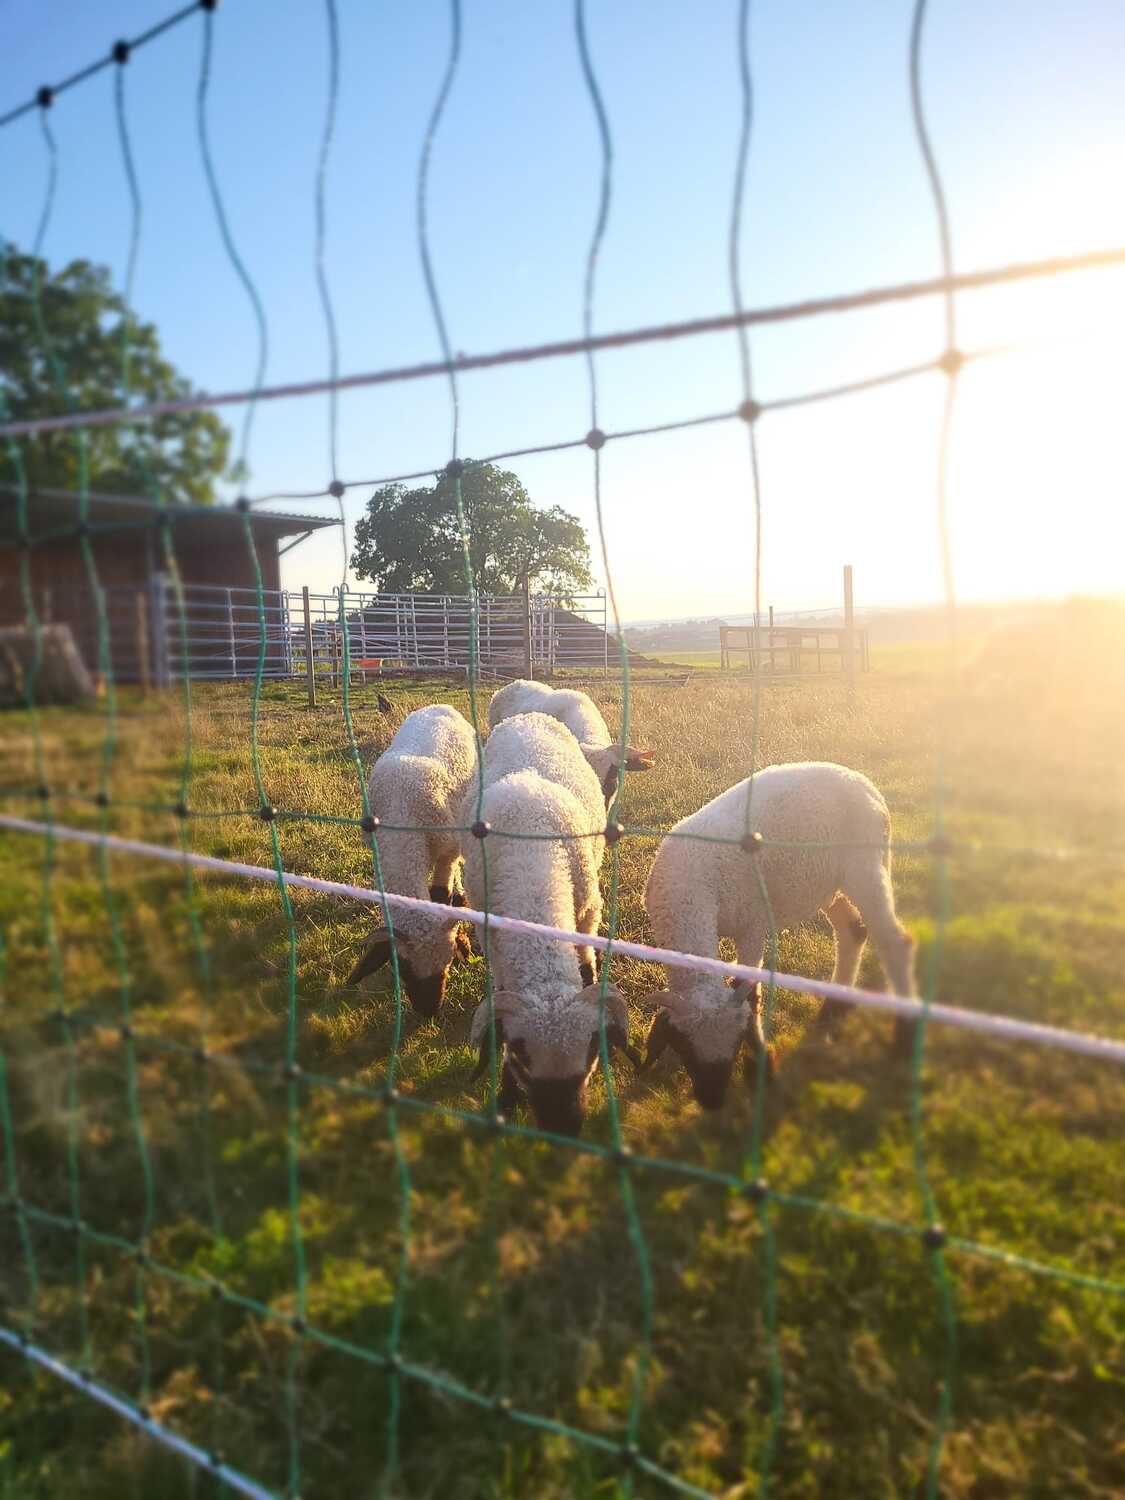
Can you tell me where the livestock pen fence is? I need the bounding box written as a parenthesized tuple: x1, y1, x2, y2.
(9, 580, 610, 684)
(1, 1, 1124, 1498)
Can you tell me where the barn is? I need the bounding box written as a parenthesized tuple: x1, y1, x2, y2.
(0, 487, 337, 684)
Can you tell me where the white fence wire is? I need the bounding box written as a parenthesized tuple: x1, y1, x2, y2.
(2, 813, 1122, 1067)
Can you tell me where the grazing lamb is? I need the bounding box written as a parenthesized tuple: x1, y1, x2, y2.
(641, 762, 917, 1109)
(487, 679, 655, 804)
(462, 711, 638, 1136)
(345, 704, 478, 1019)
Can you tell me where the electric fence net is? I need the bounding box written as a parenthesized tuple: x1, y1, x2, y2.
(1, 4, 1123, 1498)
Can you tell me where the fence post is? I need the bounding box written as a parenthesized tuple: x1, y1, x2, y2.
(151, 574, 169, 687)
(843, 564, 856, 700)
(334, 586, 344, 690)
(282, 591, 293, 677)
(135, 590, 151, 695)
(224, 588, 236, 679)
(302, 586, 316, 708)
(522, 577, 534, 680)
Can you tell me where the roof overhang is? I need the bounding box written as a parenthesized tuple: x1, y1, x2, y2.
(0, 486, 341, 546)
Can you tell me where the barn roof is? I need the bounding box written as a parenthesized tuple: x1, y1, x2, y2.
(0, 486, 339, 546)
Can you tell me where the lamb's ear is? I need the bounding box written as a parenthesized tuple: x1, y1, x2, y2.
(583, 745, 619, 785)
(636, 989, 671, 1011)
(454, 929, 473, 961)
(643, 1008, 674, 1069)
(469, 1000, 502, 1079)
(605, 991, 643, 1068)
(625, 747, 656, 771)
(579, 985, 643, 1069)
(470, 992, 521, 1079)
(346, 932, 393, 986)
(469, 992, 522, 1048)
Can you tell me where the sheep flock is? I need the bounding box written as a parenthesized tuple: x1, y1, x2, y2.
(346, 681, 918, 1137)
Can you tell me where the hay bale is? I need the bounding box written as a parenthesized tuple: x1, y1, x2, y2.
(0, 624, 96, 707)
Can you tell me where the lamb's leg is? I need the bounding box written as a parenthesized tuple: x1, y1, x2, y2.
(576, 903, 601, 989)
(845, 860, 918, 1056)
(735, 926, 775, 1078)
(810, 893, 867, 1038)
(430, 852, 475, 958)
(428, 850, 460, 905)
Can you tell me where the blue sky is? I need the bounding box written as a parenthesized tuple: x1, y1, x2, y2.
(4, 0, 1124, 620)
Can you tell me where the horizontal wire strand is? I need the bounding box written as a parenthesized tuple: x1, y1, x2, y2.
(0, 1327, 276, 1500)
(2, 245, 1124, 442)
(1, 812, 1122, 1063)
(0, 792, 1120, 865)
(0, 1, 203, 129)
(2, 324, 1112, 522)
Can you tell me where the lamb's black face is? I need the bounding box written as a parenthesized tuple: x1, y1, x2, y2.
(679, 1051, 735, 1111)
(397, 958, 447, 1020)
(644, 1009, 740, 1111)
(526, 1075, 588, 1137)
(501, 1036, 596, 1138)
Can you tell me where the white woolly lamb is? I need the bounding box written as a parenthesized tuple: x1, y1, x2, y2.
(487, 679, 654, 803)
(641, 762, 917, 1109)
(462, 711, 638, 1136)
(346, 704, 478, 1018)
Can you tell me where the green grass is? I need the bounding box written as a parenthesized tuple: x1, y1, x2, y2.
(1, 605, 1124, 1498)
(652, 650, 722, 669)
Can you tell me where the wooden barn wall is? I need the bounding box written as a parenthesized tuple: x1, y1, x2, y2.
(0, 521, 283, 678)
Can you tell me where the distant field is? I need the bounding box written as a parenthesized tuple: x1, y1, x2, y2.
(1, 605, 1123, 1498)
(646, 645, 939, 675)
(651, 649, 722, 669)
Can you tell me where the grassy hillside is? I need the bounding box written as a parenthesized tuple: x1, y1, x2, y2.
(0, 611, 1123, 1498)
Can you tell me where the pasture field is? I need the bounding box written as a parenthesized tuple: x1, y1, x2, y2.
(647, 650, 722, 669)
(0, 605, 1123, 1499)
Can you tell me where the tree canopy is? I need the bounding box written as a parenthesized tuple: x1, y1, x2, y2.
(0, 248, 231, 506)
(352, 462, 594, 598)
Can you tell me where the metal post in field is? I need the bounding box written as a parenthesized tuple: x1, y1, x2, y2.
(282, 592, 294, 676)
(302, 586, 316, 708)
(522, 577, 533, 680)
(843, 563, 856, 700)
(152, 574, 169, 688)
(225, 588, 236, 679)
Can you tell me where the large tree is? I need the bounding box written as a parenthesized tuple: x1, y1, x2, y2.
(0, 248, 230, 505)
(352, 462, 594, 598)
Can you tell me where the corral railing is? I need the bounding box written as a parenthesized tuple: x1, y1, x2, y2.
(5, 581, 610, 684)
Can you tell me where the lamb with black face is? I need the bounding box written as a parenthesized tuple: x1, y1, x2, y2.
(343, 704, 478, 1019)
(641, 763, 919, 1110)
